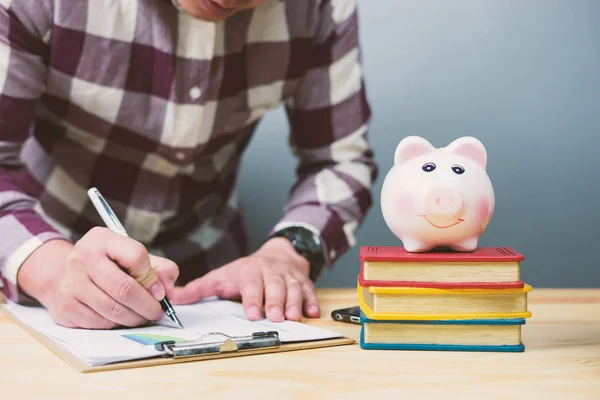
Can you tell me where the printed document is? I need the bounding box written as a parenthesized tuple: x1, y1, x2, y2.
(1, 298, 343, 366)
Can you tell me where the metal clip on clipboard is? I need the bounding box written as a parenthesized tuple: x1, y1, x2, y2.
(154, 331, 281, 359)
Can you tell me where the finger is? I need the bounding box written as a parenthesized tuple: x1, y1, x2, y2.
(104, 233, 166, 301)
(63, 299, 117, 330)
(48, 305, 79, 329)
(74, 277, 148, 327)
(292, 270, 321, 318)
(262, 267, 286, 322)
(238, 265, 264, 321)
(171, 269, 222, 305)
(283, 276, 303, 321)
(149, 254, 179, 300)
(87, 258, 163, 321)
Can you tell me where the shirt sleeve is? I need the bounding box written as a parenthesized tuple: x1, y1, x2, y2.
(0, 3, 68, 302)
(271, 0, 378, 269)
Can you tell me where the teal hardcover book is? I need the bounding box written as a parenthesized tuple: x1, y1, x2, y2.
(359, 314, 526, 352)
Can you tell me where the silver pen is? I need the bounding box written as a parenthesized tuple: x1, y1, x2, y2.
(87, 187, 183, 329)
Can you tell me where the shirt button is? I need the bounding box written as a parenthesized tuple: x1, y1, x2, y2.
(175, 152, 185, 161)
(189, 87, 202, 100)
(330, 249, 336, 259)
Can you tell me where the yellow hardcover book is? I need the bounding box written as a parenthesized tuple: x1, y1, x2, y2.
(358, 281, 532, 320)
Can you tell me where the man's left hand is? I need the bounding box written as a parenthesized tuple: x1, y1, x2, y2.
(171, 237, 321, 322)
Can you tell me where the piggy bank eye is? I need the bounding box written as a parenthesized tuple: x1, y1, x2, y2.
(422, 162, 436, 172)
(452, 164, 465, 174)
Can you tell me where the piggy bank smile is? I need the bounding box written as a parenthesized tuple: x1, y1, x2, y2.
(418, 214, 464, 229)
(380, 136, 495, 252)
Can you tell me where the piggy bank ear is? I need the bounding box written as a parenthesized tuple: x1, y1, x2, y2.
(394, 136, 435, 166)
(446, 136, 487, 169)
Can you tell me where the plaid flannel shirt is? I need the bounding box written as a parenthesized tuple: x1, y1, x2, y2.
(0, 0, 376, 302)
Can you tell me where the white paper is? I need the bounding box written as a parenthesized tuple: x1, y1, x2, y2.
(1, 298, 343, 366)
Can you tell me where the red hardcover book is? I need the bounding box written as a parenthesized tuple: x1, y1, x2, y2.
(358, 246, 525, 289)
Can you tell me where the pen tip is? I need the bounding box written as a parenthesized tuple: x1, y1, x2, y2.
(173, 315, 184, 329)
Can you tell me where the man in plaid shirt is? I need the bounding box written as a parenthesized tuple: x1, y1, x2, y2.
(0, 0, 376, 328)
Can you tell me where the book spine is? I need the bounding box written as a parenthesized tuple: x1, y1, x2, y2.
(358, 274, 525, 289)
(358, 264, 525, 289)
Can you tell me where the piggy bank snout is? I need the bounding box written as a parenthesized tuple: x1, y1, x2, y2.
(425, 187, 464, 218)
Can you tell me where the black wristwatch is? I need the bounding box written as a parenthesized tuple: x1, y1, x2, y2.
(269, 226, 325, 282)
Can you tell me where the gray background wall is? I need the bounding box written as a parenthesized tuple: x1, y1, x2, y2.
(237, 0, 600, 288)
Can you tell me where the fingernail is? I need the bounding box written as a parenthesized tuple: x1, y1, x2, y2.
(271, 306, 282, 315)
(150, 283, 165, 300)
(168, 279, 175, 288)
(269, 306, 283, 320)
(309, 305, 320, 315)
(248, 305, 260, 319)
(287, 306, 300, 319)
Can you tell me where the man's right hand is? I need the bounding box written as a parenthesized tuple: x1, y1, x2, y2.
(17, 227, 179, 329)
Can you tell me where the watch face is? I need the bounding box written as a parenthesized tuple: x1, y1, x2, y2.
(291, 228, 320, 253)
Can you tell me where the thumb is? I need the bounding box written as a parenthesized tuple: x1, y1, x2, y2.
(149, 254, 179, 300)
(171, 269, 221, 305)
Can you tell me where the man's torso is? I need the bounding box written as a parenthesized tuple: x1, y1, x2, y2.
(7, 0, 333, 281)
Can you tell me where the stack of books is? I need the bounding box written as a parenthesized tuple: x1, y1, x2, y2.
(357, 246, 532, 352)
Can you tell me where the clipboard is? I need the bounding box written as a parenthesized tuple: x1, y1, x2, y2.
(2, 305, 355, 373)
(153, 331, 282, 357)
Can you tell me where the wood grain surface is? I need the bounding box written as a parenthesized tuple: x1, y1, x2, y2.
(1, 288, 599, 400)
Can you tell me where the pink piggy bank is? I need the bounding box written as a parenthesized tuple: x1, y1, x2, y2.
(380, 136, 494, 252)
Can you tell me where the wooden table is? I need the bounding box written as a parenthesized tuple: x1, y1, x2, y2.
(1, 288, 599, 399)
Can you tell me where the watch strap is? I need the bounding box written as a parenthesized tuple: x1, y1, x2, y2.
(268, 226, 325, 282)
